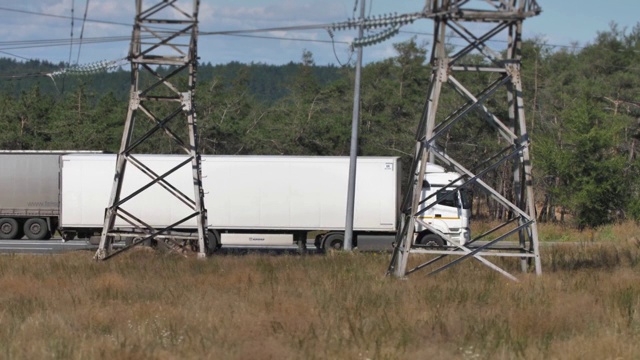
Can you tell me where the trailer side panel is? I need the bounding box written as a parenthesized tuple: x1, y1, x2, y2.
(0, 153, 60, 216)
(60, 155, 399, 232)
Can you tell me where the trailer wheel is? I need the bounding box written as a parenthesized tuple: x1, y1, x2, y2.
(416, 233, 445, 248)
(0, 218, 19, 239)
(206, 230, 221, 254)
(323, 232, 344, 252)
(24, 218, 50, 240)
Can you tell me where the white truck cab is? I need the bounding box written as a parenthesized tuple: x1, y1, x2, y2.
(416, 164, 472, 246)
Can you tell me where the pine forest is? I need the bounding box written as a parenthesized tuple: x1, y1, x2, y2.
(1, 25, 639, 229)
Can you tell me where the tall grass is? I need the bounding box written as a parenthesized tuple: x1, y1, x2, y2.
(1, 226, 640, 359)
(473, 220, 640, 244)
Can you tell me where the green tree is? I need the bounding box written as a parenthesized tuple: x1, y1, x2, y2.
(537, 94, 628, 228)
(360, 37, 430, 158)
(0, 85, 55, 149)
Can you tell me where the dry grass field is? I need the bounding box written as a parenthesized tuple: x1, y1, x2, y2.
(2, 223, 640, 359)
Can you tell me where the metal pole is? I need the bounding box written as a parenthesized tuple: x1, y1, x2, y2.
(344, 0, 365, 251)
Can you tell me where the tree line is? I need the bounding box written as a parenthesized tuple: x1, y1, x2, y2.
(0, 24, 639, 229)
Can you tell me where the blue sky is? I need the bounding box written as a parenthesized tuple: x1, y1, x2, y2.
(527, 1, 639, 47)
(0, 1, 638, 68)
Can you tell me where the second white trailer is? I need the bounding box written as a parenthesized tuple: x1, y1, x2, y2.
(60, 154, 401, 249)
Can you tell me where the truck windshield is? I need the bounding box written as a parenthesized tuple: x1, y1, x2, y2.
(436, 190, 458, 208)
(436, 189, 472, 210)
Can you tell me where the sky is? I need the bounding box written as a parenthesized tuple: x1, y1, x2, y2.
(0, 0, 639, 69)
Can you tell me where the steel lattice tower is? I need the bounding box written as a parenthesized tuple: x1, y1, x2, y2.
(95, 0, 208, 260)
(388, 0, 542, 280)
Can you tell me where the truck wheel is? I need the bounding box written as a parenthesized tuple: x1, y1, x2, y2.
(323, 233, 344, 252)
(24, 218, 50, 240)
(206, 230, 221, 254)
(416, 233, 445, 248)
(0, 218, 19, 239)
(62, 231, 76, 241)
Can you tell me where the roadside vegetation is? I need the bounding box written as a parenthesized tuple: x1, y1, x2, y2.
(1, 222, 640, 359)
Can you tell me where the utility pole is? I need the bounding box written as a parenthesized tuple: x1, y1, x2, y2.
(387, 0, 542, 279)
(331, 9, 421, 252)
(344, 0, 366, 251)
(95, 0, 208, 260)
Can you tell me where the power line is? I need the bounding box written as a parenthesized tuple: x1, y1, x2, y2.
(0, 5, 614, 70)
(67, 0, 75, 66)
(327, 29, 354, 66)
(0, 50, 33, 61)
(0, 5, 589, 54)
(0, 25, 351, 54)
(399, 30, 588, 51)
(0, 26, 609, 64)
(0, 35, 133, 48)
(76, 0, 91, 65)
(0, 33, 348, 55)
(0, 72, 51, 80)
(0, 6, 131, 27)
(0, 4, 609, 55)
(218, 33, 349, 45)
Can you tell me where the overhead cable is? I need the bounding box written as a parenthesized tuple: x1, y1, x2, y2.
(0, 5, 131, 27)
(67, 0, 75, 66)
(76, 0, 91, 65)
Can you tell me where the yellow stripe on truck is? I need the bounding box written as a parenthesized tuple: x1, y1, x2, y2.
(418, 216, 460, 220)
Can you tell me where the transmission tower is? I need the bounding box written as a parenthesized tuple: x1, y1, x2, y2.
(95, 0, 208, 260)
(387, 0, 542, 280)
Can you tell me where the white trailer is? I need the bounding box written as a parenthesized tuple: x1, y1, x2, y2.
(59, 154, 470, 250)
(60, 154, 399, 249)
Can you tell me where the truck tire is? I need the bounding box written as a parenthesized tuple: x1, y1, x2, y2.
(206, 230, 221, 254)
(416, 233, 445, 248)
(24, 218, 50, 240)
(0, 218, 19, 239)
(323, 232, 344, 252)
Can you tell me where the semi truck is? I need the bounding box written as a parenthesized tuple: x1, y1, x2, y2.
(0, 151, 100, 240)
(58, 153, 471, 250)
(1, 151, 471, 250)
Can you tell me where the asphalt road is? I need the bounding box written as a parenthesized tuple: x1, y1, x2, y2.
(0, 240, 305, 256)
(0, 238, 97, 254)
(0, 237, 324, 255)
(0, 238, 392, 255)
(0, 237, 539, 255)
